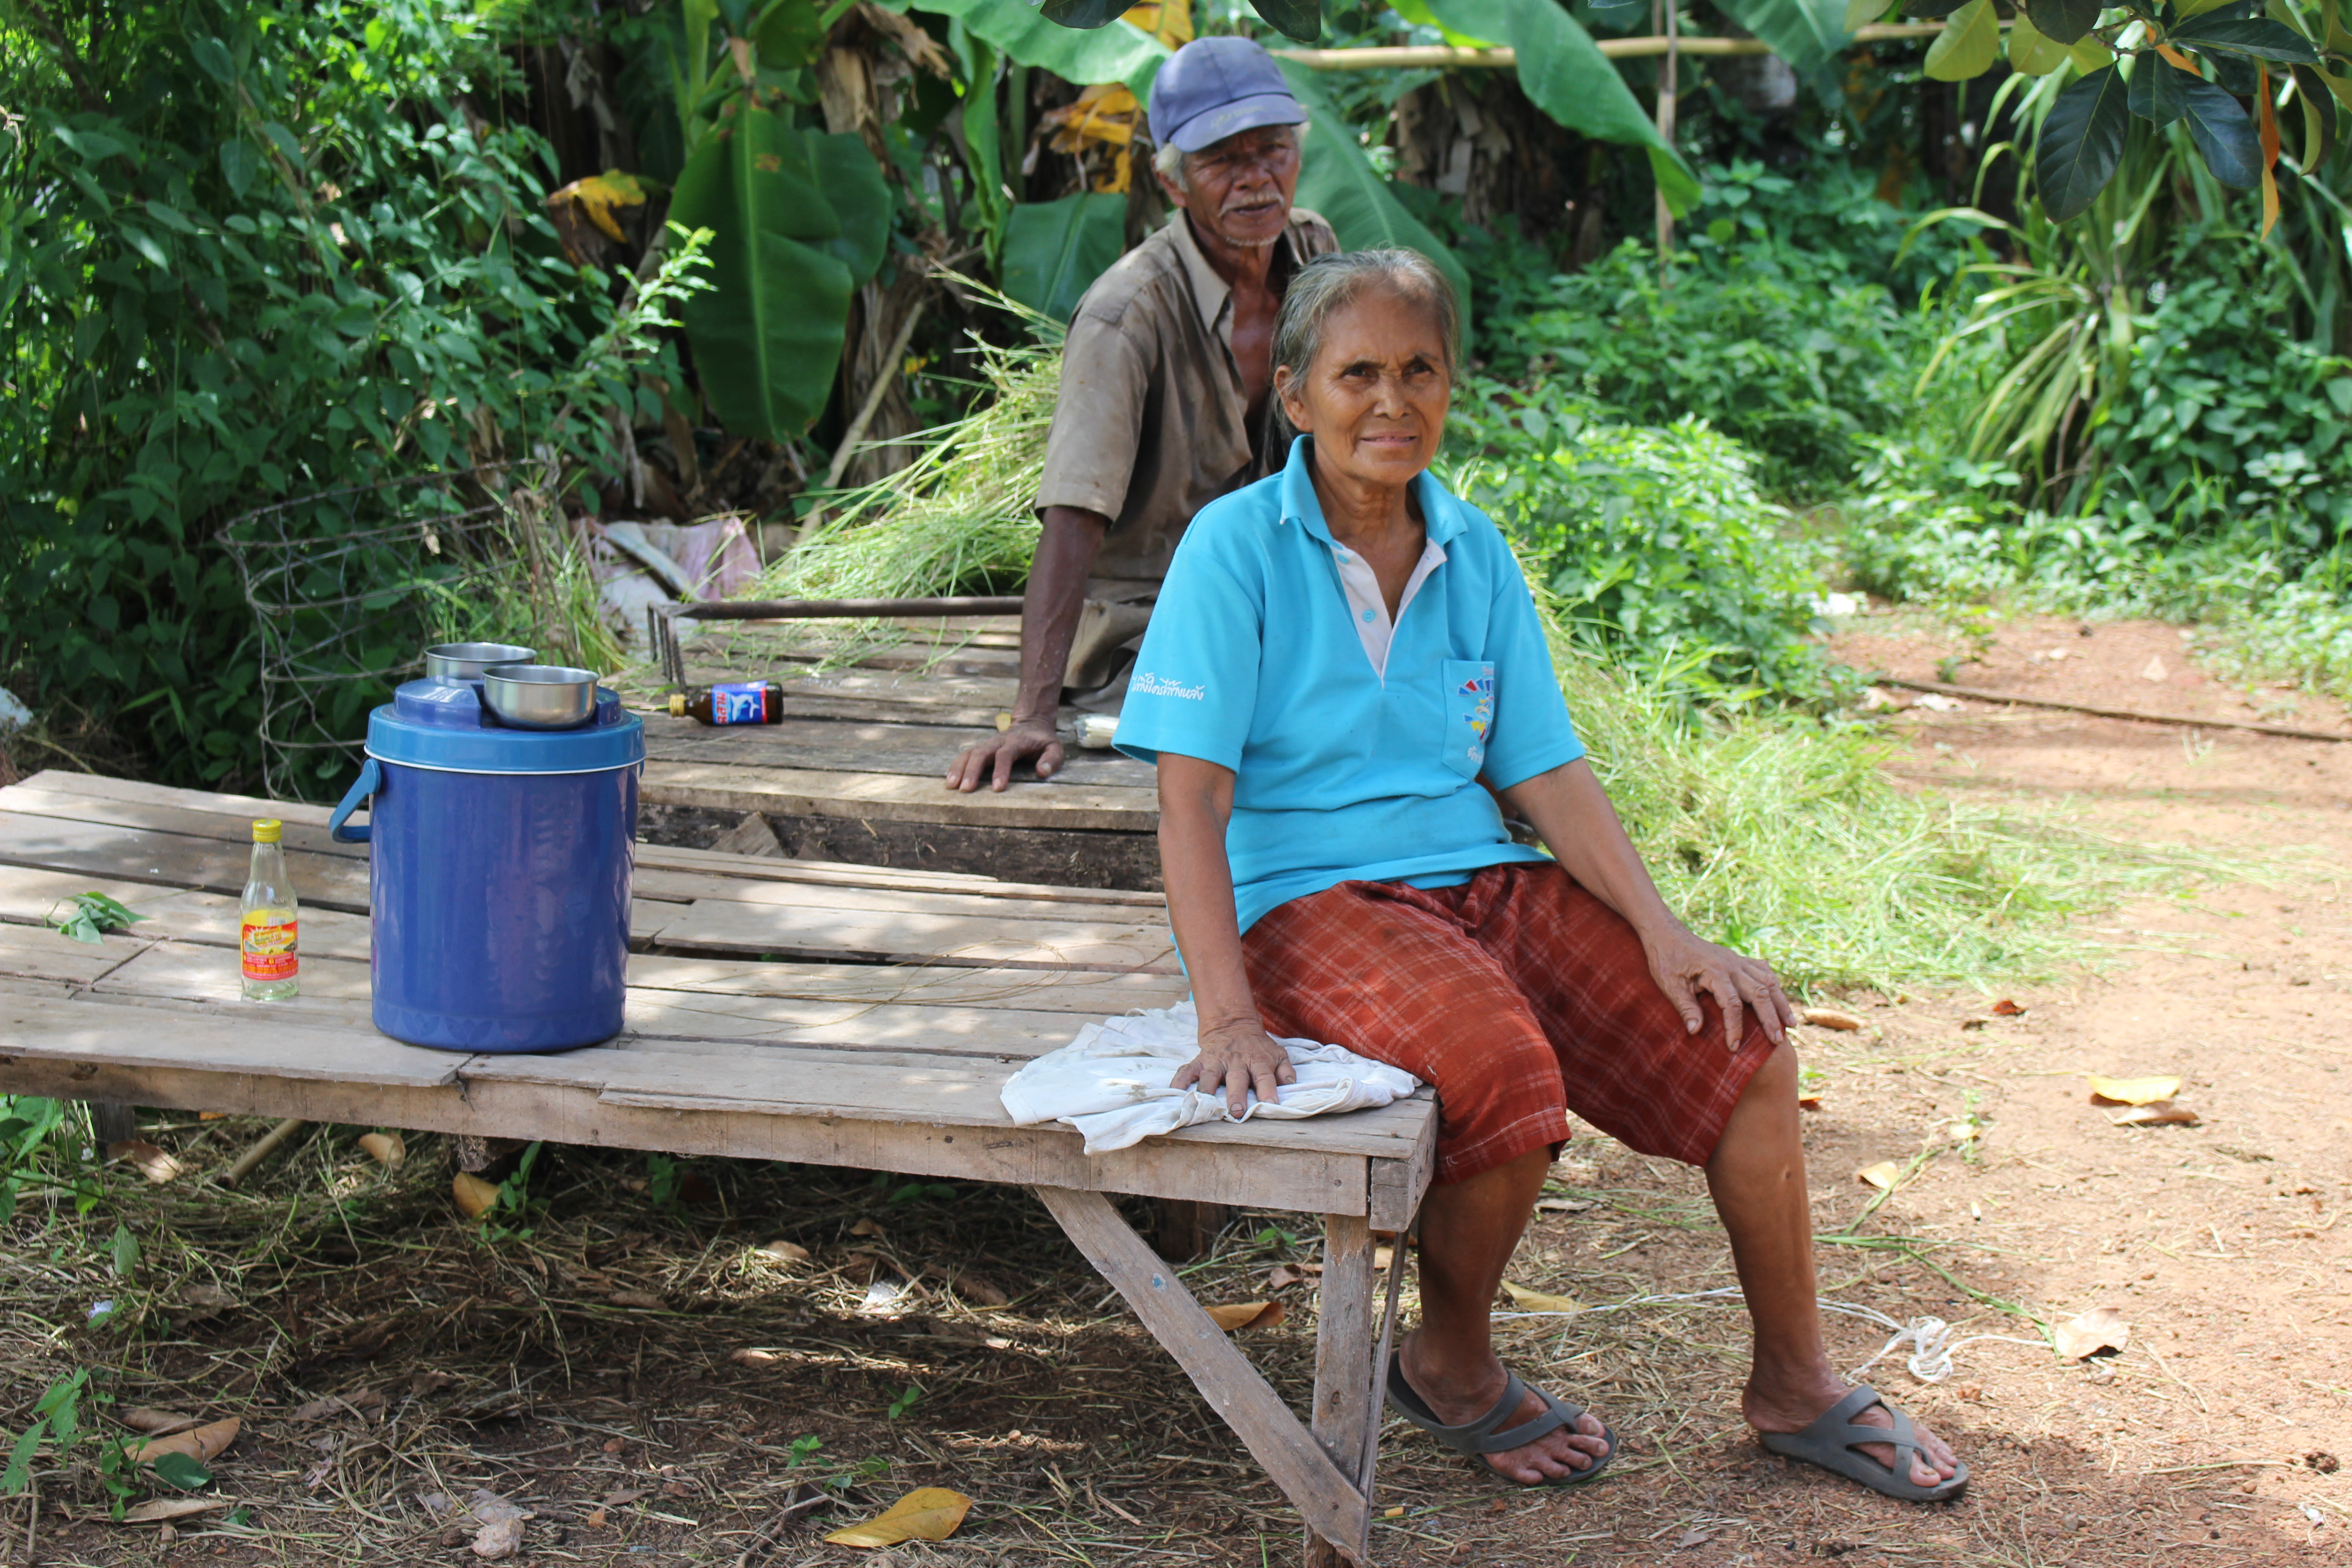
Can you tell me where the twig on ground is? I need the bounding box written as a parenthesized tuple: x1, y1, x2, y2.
(219, 1117, 308, 1186)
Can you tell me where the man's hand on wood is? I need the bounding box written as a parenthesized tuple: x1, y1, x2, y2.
(946, 719, 1063, 793)
(1172, 1016, 1297, 1118)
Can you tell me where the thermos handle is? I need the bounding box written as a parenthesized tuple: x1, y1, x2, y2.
(328, 758, 381, 843)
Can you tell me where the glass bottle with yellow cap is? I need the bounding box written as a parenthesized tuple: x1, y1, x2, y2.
(240, 819, 300, 1001)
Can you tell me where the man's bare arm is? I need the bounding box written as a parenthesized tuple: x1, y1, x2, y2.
(945, 505, 1107, 792)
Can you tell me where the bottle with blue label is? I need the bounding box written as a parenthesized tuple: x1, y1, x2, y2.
(669, 681, 784, 725)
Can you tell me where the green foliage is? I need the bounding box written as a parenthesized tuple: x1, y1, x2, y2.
(671, 109, 890, 438)
(45, 892, 147, 946)
(2, 0, 673, 787)
(915, 0, 1171, 97)
(1446, 380, 1841, 705)
(1278, 63, 1473, 321)
(1424, 0, 1700, 211)
(1485, 231, 1932, 500)
(1000, 193, 1128, 321)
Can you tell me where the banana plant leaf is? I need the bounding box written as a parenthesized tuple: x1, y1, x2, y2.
(1712, 0, 1853, 72)
(669, 105, 890, 439)
(909, 0, 1170, 97)
(1423, 0, 1701, 214)
(1278, 62, 1474, 333)
(1002, 192, 1129, 319)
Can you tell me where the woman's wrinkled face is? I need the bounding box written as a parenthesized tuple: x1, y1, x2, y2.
(1275, 286, 1451, 491)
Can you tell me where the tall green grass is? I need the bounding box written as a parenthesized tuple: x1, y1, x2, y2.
(1556, 650, 2195, 993)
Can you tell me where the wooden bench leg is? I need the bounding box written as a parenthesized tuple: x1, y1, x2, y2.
(1305, 1214, 1377, 1566)
(86, 1102, 137, 1148)
(1033, 1186, 1372, 1561)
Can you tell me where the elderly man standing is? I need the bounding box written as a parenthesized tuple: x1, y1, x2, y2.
(946, 36, 1335, 793)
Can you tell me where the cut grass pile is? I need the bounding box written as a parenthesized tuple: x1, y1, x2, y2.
(1556, 651, 2210, 994)
(755, 308, 1055, 612)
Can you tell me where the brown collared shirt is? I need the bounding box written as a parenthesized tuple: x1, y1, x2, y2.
(1034, 207, 1338, 585)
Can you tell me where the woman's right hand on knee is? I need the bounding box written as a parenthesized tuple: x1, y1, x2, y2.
(1174, 1016, 1298, 1117)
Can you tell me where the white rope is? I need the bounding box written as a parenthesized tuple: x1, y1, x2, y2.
(1492, 1287, 2047, 1383)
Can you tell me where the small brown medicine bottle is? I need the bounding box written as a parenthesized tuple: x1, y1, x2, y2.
(669, 682, 785, 725)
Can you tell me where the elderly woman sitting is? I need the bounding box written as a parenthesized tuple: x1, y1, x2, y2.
(1112, 250, 1965, 1501)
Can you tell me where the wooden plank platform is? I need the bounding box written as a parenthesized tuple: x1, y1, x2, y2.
(610, 617, 1164, 889)
(0, 770, 1434, 1565)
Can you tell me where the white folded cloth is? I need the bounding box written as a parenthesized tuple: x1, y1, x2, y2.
(999, 999, 1422, 1154)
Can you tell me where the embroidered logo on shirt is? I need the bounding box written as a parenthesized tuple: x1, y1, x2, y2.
(1132, 671, 1206, 701)
(1459, 673, 1494, 737)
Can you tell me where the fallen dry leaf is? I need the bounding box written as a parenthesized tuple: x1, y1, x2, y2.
(2053, 1305, 2130, 1360)
(131, 1417, 239, 1464)
(466, 1489, 529, 1560)
(357, 1132, 405, 1169)
(451, 1172, 500, 1218)
(1267, 1265, 1304, 1289)
(1534, 1196, 1595, 1214)
(1991, 999, 2026, 1016)
(1856, 1161, 1903, 1191)
(1800, 1007, 1863, 1031)
(121, 1408, 202, 1436)
(1797, 1094, 1824, 1111)
(1204, 1301, 1286, 1332)
(119, 1498, 234, 1524)
(584, 1508, 608, 1529)
(2141, 654, 2168, 682)
(108, 1139, 186, 1184)
(848, 1217, 885, 1237)
(2087, 1074, 2183, 1106)
(756, 1240, 810, 1264)
(2108, 1101, 2201, 1127)
(1500, 1281, 1583, 1315)
(601, 1487, 648, 1507)
(607, 1290, 664, 1310)
(823, 1487, 973, 1548)
(730, 1348, 781, 1368)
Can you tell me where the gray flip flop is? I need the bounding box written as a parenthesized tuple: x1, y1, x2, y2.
(1385, 1353, 1617, 1488)
(1758, 1384, 1968, 1503)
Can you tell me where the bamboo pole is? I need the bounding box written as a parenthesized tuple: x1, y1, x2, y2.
(219, 1117, 307, 1186)
(1271, 24, 1951, 70)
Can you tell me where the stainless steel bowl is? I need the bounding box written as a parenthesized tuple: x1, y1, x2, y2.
(424, 642, 538, 682)
(481, 664, 600, 730)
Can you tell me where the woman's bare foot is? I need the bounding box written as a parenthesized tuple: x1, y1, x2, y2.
(1397, 1332, 1612, 1485)
(1743, 1365, 1960, 1490)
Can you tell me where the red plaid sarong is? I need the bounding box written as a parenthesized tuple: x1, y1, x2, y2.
(1242, 861, 1774, 1184)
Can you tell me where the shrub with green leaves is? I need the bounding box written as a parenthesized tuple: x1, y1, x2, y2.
(2, 0, 672, 787)
(1446, 380, 1840, 705)
(1470, 162, 1960, 500)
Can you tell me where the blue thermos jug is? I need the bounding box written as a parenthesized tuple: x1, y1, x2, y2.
(327, 647, 644, 1052)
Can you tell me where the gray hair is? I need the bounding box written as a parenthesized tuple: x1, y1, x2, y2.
(1273, 249, 1462, 389)
(1149, 124, 1301, 194)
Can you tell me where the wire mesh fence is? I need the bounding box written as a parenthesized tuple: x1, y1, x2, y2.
(222, 467, 621, 801)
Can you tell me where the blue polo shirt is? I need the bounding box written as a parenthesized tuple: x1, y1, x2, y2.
(1115, 436, 1584, 936)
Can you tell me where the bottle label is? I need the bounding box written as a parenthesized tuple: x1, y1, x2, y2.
(710, 681, 767, 725)
(241, 916, 298, 982)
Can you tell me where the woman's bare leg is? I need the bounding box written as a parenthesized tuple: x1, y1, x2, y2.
(1706, 1039, 1959, 1486)
(1396, 1147, 1611, 1484)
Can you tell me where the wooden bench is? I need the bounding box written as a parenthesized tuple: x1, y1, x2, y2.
(613, 615, 1165, 890)
(0, 770, 1434, 1564)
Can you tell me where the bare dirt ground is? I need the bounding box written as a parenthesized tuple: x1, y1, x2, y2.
(5, 608, 2350, 1568)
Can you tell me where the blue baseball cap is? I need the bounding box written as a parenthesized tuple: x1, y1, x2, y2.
(1147, 37, 1309, 155)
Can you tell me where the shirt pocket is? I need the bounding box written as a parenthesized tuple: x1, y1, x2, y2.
(1441, 660, 1495, 780)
